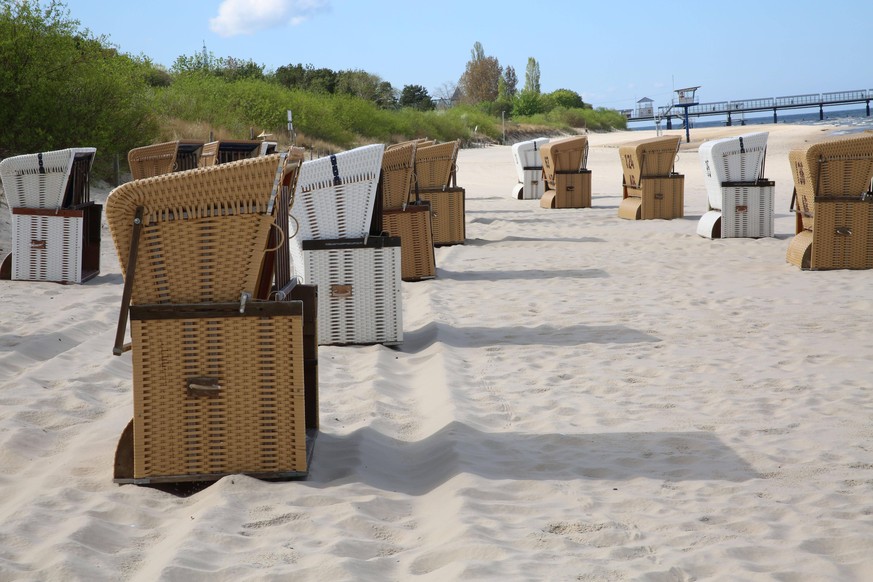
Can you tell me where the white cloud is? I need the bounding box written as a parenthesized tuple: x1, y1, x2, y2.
(210, 0, 329, 37)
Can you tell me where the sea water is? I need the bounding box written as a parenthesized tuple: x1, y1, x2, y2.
(629, 106, 873, 132)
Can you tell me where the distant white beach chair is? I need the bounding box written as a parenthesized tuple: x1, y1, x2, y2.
(511, 137, 550, 199)
(0, 147, 100, 283)
(696, 132, 774, 239)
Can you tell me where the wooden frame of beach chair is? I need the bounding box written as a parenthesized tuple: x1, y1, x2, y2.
(539, 136, 591, 209)
(106, 154, 315, 484)
(198, 139, 264, 167)
(697, 133, 774, 239)
(786, 132, 873, 269)
(128, 140, 204, 180)
(0, 147, 100, 283)
(292, 144, 385, 241)
(618, 135, 684, 220)
(512, 137, 549, 200)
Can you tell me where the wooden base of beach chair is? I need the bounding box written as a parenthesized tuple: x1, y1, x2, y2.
(418, 187, 465, 245)
(382, 203, 436, 281)
(540, 172, 591, 209)
(114, 300, 311, 484)
(619, 176, 684, 220)
(302, 236, 403, 345)
(787, 200, 873, 270)
(11, 203, 101, 283)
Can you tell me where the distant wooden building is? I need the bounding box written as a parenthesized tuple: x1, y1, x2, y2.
(636, 97, 654, 117)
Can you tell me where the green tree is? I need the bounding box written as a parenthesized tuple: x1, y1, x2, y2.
(547, 88, 587, 109)
(459, 41, 502, 104)
(0, 0, 158, 175)
(336, 70, 396, 108)
(524, 57, 540, 94)
(399, 85, 435, 111)
(503, 66, 518, 97)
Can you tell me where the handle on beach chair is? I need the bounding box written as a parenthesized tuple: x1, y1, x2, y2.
(112, 206, 144, 356)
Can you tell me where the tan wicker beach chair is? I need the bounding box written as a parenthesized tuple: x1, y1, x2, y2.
(380, 141, 417, 210)
(106, 154, 316, 484)
(618, 135, 684, 220)
(786, 131, 873, 269)
(198, 139, 264, 167)
(413, 141, 459, 191)
(0, 147, 100, 283)
(539, 135, 592, 209)
(128, 140, 203, 180)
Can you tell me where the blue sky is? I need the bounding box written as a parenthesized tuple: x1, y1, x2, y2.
(65, 0, 871, 111)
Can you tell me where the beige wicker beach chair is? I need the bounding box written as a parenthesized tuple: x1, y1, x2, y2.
(106, 154, 316, 484)
(0, 147, 100, 283)
(413, 141, 459, 191)
(198, 139, 265, 167)
(380, 141, 417, 210)
(539, 135, 592, 209)
(786, 131, 873, 269)
(618, 135, 684, 220)
(128, 140, 203, 180)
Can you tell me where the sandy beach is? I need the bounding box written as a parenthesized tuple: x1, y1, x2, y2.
(2, 122, 873, 581)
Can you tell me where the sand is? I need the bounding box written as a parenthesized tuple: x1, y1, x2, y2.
(2, 122, 873, 581)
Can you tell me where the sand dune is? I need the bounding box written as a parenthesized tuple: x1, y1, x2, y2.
(2, 122, 873, 581)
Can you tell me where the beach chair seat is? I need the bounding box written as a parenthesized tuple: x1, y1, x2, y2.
(786, 132, 873, 269)
(291, 144, 385, 240)
(295, 236, 403, 345)
(105, 154, 317, 484)
(198, 139, 265, 167)
(382, 201, 436, 281)
(511, 137, 549, 199)
(418, 187, 466, 245)
(0, 147, 100, 283)
(697, 132, 774, 238)
(128, 140, 203, 180)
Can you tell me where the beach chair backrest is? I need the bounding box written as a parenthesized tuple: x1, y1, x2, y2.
(0, 147, 96, 209)
(541, 135, 588, 185)
(619, 135, 680, 187)
(512, 138, 550, 183)
(790, 131, 873, 213)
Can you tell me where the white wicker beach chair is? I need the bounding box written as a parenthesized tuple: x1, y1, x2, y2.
(511, 137, 549, 199)
(0, 147, 100, 283)
(291, 144, 385, 240)
(0, 147, 96, 209)
(697, 132, 773, 238)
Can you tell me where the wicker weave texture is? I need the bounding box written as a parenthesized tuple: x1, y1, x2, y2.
(621, 176, 684, 220)
(718, 184, 774, 238)
(131, 310, 307, 478)
(0, 148, 95, 209)
(380, 142, 417, 209)
(786, 230, 814, 268)
(699, 133, 768, 198)
(790, 132, 873, 215)
(619, 135, 680, 187)
(382, 205, 436, 281)
(540, 173, 592, 209)
(414, 141, 459, 190)
(810, 200, 873, 269)
(304, 242, 403, 345)
(541, 136, 588, 186)
(12, 211, 83, 282)
(106, 155, 287, 304)
(292, 144, 384, 240)
(417, 188, 465, 245)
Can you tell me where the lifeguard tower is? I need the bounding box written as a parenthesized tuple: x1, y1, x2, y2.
(636, 97, 654, 118)
(674, 86, 700, 143)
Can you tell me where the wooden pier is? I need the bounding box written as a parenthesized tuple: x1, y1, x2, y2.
(626, 89, 873, 125)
